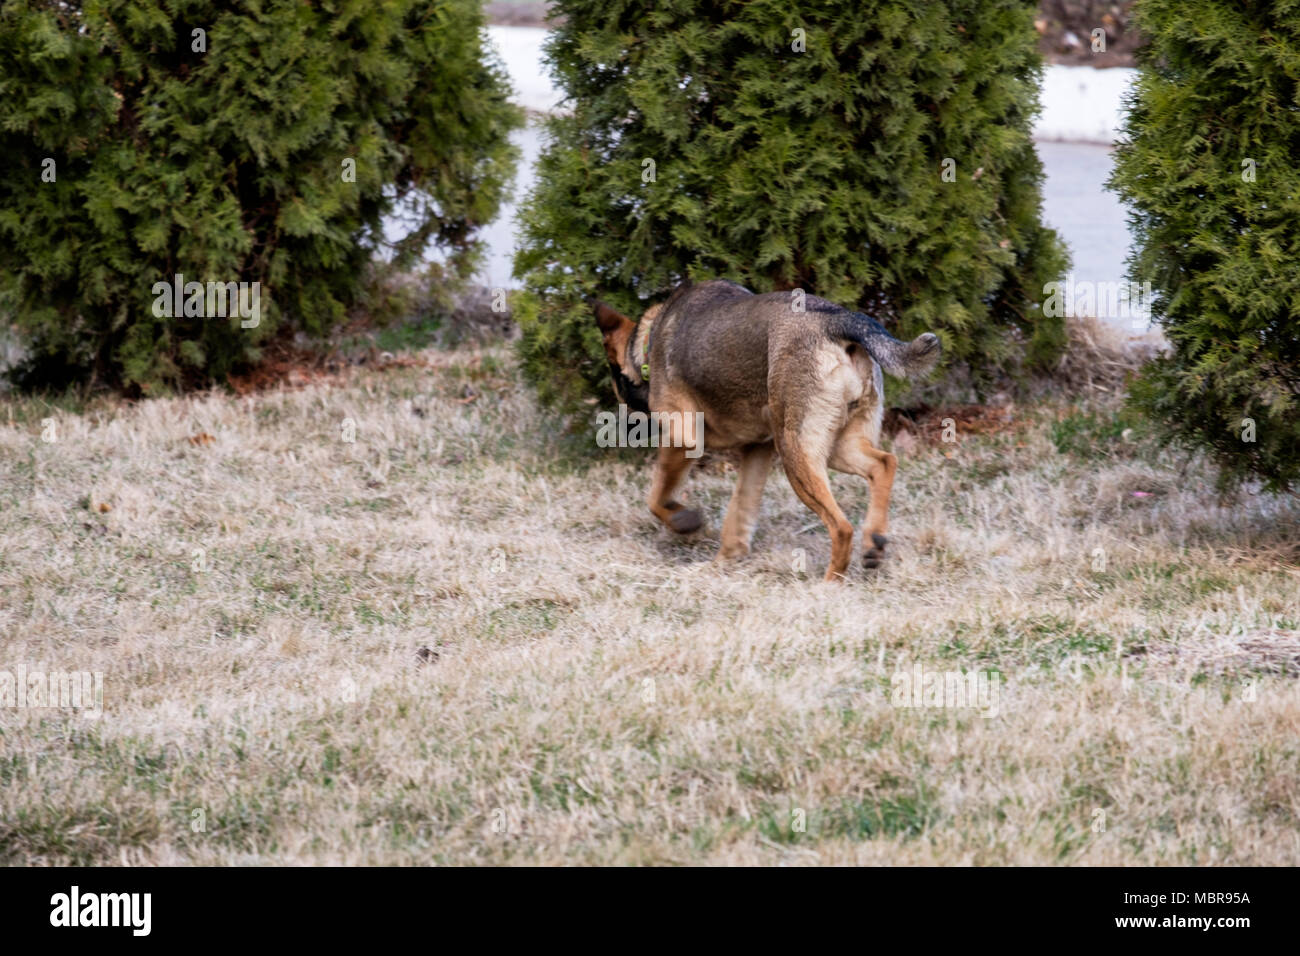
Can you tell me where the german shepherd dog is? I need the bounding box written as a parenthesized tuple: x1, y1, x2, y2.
(592, 280, 941, 581)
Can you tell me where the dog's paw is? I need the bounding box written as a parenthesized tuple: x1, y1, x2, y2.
(862, 533, 888, 570)
(668, 508, 703, 534)
(714, 542, 750, 562)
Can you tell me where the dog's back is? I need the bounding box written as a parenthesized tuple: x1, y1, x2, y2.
(654, 280, 938, 448)
(659, 282, 770, 438)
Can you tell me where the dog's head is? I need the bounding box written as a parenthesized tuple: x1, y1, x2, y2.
(590, 299, 652, 414)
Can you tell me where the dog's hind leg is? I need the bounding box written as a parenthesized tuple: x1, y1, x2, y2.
(779, 439, 855, 581)
(648, 443, 702, 534)
(830, 429, 897, 570)
(858, 444, 896, 568)
(716, 441, 775, 560)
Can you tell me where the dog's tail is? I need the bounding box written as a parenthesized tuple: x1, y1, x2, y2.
(825, 311, 942, 378)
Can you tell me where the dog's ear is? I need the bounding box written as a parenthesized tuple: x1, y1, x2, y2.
(590, 299, 630, 333)
(589, 299, 635, 366)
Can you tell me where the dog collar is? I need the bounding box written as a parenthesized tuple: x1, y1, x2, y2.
(634, 319, 654, 382)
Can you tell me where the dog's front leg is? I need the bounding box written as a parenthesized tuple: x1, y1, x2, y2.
(715, 441, 774, 561)
(648, 443, 702, 534)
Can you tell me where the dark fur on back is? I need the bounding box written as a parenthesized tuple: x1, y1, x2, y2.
(655, 281, 939, 383)
(648, 282, 940, 434)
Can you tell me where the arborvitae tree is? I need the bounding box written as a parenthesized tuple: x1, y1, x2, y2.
(514, 0, 1067, 412)
(0, 0, 520, 392)
(1110, 0, 1300, 491)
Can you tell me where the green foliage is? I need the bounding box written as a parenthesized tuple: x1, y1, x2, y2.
(1050, 404, 1149, 460)
(1109, 0, 1300, 491)
(0, 0, 520, 393)
(514, 0, 1068, 412)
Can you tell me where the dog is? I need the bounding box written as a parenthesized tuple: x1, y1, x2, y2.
(592, 280, 941, 581)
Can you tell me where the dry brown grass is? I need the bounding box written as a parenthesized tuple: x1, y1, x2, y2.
(1045, 312, 1166, 395)
(1, 343, 1298, 865)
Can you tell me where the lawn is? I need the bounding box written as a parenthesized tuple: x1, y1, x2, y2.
(1, 338, 1297, 864)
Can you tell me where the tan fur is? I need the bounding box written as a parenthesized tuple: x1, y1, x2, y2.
(593, 301, 635, 371)
(627, 304, 660, 379)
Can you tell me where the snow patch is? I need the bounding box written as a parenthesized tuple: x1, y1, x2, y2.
(1035, 65, 1136, 145)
